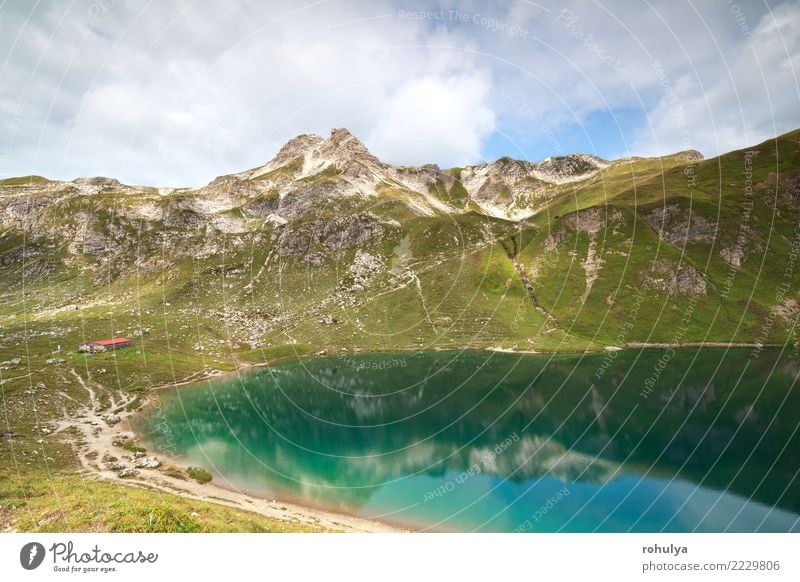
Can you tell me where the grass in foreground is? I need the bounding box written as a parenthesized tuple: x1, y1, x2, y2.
(0, 473, 328, 532)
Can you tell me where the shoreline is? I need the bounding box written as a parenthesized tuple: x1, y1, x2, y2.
(58, 367, 407, 533)
(57, 342, 792, 533)
(149, 339, 791, 394)
(622, 341, 777, 349)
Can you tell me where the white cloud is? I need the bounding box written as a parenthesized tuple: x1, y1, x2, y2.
(632, 0, 800, 157)
(367, 73, 495, 167)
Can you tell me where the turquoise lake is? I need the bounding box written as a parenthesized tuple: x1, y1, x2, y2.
(136, 348, 800, 532)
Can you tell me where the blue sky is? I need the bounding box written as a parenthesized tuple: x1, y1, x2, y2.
(485, 105, 648, 163)
(0, 0, 798, 186)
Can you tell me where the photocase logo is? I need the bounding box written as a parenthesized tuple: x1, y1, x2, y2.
(20, 542, 46, 570)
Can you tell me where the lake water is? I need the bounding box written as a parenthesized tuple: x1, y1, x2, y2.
(136, 348, 800, 532)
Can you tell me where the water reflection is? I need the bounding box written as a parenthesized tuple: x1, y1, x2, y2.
(138, 349, 800, 531)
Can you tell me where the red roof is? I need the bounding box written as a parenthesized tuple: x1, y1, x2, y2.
(94, 338, 132, 346)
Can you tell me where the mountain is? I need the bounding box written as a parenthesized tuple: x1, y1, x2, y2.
(1, 128, 800, 395)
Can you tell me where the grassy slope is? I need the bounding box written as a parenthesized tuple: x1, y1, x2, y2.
(0, 473, 323, 532)
(514, 130, 800, 346)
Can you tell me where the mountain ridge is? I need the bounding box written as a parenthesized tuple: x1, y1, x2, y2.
(0, 127, 704, 222)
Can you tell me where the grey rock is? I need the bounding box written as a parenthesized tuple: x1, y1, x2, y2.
(277, 212, 385, 261)
(643, 260, 707, 295)
(243, 194, 280, 217)
(134, 455, 161, 469)
(641, 204, 717, 245)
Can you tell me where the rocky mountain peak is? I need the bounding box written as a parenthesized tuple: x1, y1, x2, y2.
(534, 154, 609, 183)
(244, 128, 384, 182)
(314, 128, 384, 170)
(69, 176, 133, 196)
(677, 150, 704, 161)
(260, 133, 325, 172)
(329, 127, 356, 143)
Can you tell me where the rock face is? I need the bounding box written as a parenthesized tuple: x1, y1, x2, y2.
(536, 154, 610, 182)
(242, 128, 388, 192)
(641, 204, 718, 245)
(456, 154, 609, 220)
(277, 212, 387, 262)
(780, 174, 800, 209)
(563, 207, 610, 234)
(643, 260, 707, 295)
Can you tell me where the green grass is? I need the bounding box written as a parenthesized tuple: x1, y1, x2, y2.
(0, 473, 326, 532)
(113, 436, 146, 454)
(0, 175, 52, 186)
(186, 467, 213, 485)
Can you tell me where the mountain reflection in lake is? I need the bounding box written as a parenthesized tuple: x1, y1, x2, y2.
(137, 349, 800, 532)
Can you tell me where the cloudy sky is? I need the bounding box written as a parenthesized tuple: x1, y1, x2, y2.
(0, 0, 798, 186)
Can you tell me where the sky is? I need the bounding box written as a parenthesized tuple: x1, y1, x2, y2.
(0, 0, 798, 187)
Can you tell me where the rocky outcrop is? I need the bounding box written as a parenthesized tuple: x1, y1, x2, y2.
(719, 225, 761, 268)
(277, 212, 387, 262)
(677, 150, 704, 161)
(563, 207, 609, 234)
(641, 204, 717, 245)
(720, 246, 744, 267)
(642, 259, 707, 295)
(773, 298, 799, 322)
(456, 154, 609, 220)
(243, 193, 279, 217)
(81, 230, 115, 254)
(535, 154, 609, 182)
(780, 174, 800, 209)
(344, 250, 383, 292)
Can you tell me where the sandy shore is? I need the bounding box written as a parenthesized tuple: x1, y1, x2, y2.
(56, 369, 405, 533)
